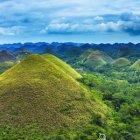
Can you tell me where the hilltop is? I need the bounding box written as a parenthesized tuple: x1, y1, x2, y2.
(0, 54, 108, 134)
(43, 54, 81, 79)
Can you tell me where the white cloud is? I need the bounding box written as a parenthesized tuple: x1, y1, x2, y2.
(0, 26, 25, 36)
(97, 21, 123, 31)
(94, 16, 104, 21)
(0, 0, 140, 37)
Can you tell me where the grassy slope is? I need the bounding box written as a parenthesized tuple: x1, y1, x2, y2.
(112, 58, 131, 67)
(131, 59, 140, 69)
(43, 54, 81, 79)
(0, 54, 108, 134)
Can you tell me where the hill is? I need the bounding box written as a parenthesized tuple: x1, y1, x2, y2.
(43, 54, 81, 79)
(0, 50, 18, 63)
(0, 61, 15, 74)
(0, 54, 108, 135)
(79, 49, 113, 69)
(112, 58, 131, 67)
(131, 59, 140, 69)
(15, 49, 31, 60)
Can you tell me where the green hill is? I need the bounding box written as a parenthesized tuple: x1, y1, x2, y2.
(0, 50, 18, 63)
(0, 54, 108, 135)
(112, 58, 131, 67)
(79, 49, 113, 69)
(43, 54, 81, 79)
(131, 59, 140, 69)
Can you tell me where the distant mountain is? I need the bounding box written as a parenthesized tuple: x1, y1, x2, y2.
(0, 54, 108, 134)
(1, 42, 140, 60)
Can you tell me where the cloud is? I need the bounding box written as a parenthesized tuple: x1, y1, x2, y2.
(0, 26, 25, 36)
(94, 16, 104, 21)
(40, 12, 140, 36)
(0, 0, 140, 40)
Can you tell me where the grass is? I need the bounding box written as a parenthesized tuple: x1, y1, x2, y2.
(80, 49, 113, 68)
(42, 54, 81, 79)
(112, 58, 131, 67)
(0, 54, 109, 135)
(131, 59, 140, 69)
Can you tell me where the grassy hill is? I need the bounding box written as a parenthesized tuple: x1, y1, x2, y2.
(0, 54, 108, 135)
(79, 49, 113, 69)
(131, 59, 140, 69)
(43, 54, 81, 79)
(0, 50, 18, 63)
(112, 58, 131, 67)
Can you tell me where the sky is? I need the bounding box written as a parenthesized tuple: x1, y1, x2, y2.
(0, 0, 140, 43)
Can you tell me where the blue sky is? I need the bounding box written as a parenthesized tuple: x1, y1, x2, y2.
(0, 0, 140, 43)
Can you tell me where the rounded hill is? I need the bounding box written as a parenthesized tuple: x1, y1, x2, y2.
(79, 49, 113, 68)
(0, 54, 108, 134)
(112, 58, 131, 67)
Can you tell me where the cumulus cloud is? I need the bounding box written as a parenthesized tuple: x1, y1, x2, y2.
(39, 12, 140, 36)
(0, 0, 140, 39)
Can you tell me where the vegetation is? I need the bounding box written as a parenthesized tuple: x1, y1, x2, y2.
(0, 54, 109, 139)
(131, 59, 140, 70)
(1, 47, 140, 139)
(78, 73, 140, 140)
(78, 49, 113, 70)
(112, 58, 131, 67)
(0, 61, 15, 74)
(0, 50, 17, 62)
(43, 54, 81, 79)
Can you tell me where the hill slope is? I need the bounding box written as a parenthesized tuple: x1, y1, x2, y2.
(0, 54, 108, 134)
(0, 50, 18, 63)
(112, 58, 131, 67)
(43, 54, 81, 79)
(131, 59, 140, 69)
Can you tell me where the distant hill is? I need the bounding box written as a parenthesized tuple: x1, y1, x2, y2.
(0, 54, 108, 134)
(112, 58, 131, 67)
(15, 49, 31, 60)
(79, 49, 113, 69)
(131, 59, 140, 70)
(0, 50, 18, 63)
(1, 42, 140, 61)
